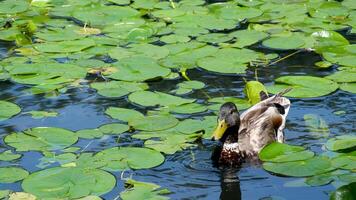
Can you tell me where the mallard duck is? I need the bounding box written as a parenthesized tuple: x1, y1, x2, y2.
(211, 89, 291, 165)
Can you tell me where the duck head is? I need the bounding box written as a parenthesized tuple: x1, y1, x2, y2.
(212, 102, 240, 142)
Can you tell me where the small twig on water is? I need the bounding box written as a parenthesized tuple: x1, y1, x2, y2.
(267, 49, 304, 66)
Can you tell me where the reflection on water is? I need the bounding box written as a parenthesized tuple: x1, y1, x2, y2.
(220, 168, 241, 200)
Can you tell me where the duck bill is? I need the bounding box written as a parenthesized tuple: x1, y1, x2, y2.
(212, 119, 228, 141)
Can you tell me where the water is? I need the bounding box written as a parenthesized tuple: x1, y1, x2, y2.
(0, 40, 355, 199)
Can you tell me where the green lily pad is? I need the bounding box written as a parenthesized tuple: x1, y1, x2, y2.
(244, 81, 268, 105)
(326, 71, 356, 83)
(26, 111, 58, 119)
(129, 91, 195, 107)
(263, 157, 333, 177)
(262, 35, 305, 50)
(105, 107, 144, 122)
(37, 153, 77, 168)
(230, 29, 269, 48)
(90, 81, 148, 98)
(259, 142, 315, 163)
(169, 103, 207, 114)
(0, 167, 28, 183)
(172, 80, 205, 95)
(197, 57, 247, 74)
(22, 167, 115, 199)
(129, 115, 179, 131)
(305, 173, 334, 186)
(34, 38, 95, 53)
(331, 152, 356, 171)
(0, 101, 21, 121)
(330, 182, 356, 200)
(267, 76, 339, 98)
(161, 34, 190, 44)
(5, 127, 78, 152)
(0, 0, 29, 14)
(196, 33, 234, 44)
(208, 97, 251, 111)
(76, 129, 103, 139)
(0, 190, 10, 199)
(94, 147, 164, 171)
(98, 123, 129, 135)
(339, 83, 356, 94)
(120, 179, 170, 200)
(0, 150, 21, 161)
(326, 135, 356, 152)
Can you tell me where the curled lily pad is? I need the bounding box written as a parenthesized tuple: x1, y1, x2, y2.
(129, 115, 179, 131)
(244, 81, 268, 105)
(259, 142, 314, 163)
(120, 179, 170, 200)
(0, 167, 29, 183)
(105, 107, 144, 122)
(263, 157, 333, 177)
(94, 147, 164, 171)
(267, 76, 338, 98)
(5, 127, 78, 152)
(90, 81, 148, 98)
(0, 101, 21, 121)
(129, 91, 195, 107)
(326, 135, 356, 152)
(22, 167, 115, 199)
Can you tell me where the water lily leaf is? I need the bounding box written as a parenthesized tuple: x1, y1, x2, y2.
(105, 107, 144, 122)
(314, 61, 333, 69)
(305, 173, 334, 186)
(303, 114, 329, 136)
(5, 127, 78, 152)
(76, 129, 103, 139)
(129, 115, 179, 131)
(161, 34, 190, 44)
(244, 81, 268, 105)
(107, 0, 130, 4)
(172, 80, 205, 95)
(197, 56, 247, 74)
(128, 44, 170, 59)
(174, 119, 205, 134)
(267, 76, 339, 98)
(90, 81, 148, 98)
(262, 35, 305, 50)
(35, 26, 83, 42)
(0, 150, 21, 161)
(263, 157, 333, 177)
(326, 71, 356, 83)
(37, 153, 77, 168)
(26, 111, 58, 119)
(34, 38, 95, 53)
(259, 142, 314, 163)
(98, 123, 129, 135)
(120, 179, 170, 200)
(129, 91, 195, 107)
(76, 196, 102, 200)
(338, 173, 356, 184)
(108, 56, 171, 82)
(230, 29, 269, 48)
(94, 147, 164, 171)
(22, 167, 115, 199)
(312, 31, 349, 53)
(0, 0, 29, 14)
(331, 152, 356, 171)
(330, 182, 356, 200)
(0, 101, 21, 121)
(8, 192, 37, 200)
(169, 103, 207, 114)
(339, 83, 356, 94)
(0, 190, 10, 199)
(208, 97, 251, 111)
(0, 167, 28, 183)
(196, 33, 234, 44)
(326, 135, 356, 152)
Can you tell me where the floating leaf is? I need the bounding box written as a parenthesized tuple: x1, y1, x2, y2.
(76, 129, 103, 139)
(105, 107, 144, 122)
(230, 29, 269, 48)
(37, 153, 77, 168)
(98, 123, 129, 135)
(197, 57, 247, 74)
(0, 0, 29, 14)
(94, 147, 164, 171)
(173, 80, 205, 95)
(330, 182, 356, 200)
(129, 115, 179, 131)
(34, 38, 95, 53)
(129, 91, 195, 107)
(0, 167, 28, 183)
(326, 71, 356, 83)
(259, 142, 314, 163)
(303, 114, 329, 136)
(22, 167, 115, 199)
(326, 135, 356, 152)
(208, 97, 251, 111)
(0, 150, 21, 161)
(263, 157, 333, 177)
(169, 103, 207, 114)
(5, 127, 78, 152)
(120, 179, 170, 200)
(331, 152, 356, 171)
(0, 101, 21, 121)
(244, 81, 268, 105)
(0, 190, 10, 199)
(262, 35, 305, 50)
(305, 173, 334, 186)
(339, 83, 356, 94)
(90, 81, 148, 98)
(267, 76, 338, 98)
(26, 111, 58, 119)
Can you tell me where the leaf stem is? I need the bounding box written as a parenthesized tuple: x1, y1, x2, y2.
(268, 49, 304, 66)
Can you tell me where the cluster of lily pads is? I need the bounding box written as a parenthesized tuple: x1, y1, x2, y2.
(0, 0, 355, 199)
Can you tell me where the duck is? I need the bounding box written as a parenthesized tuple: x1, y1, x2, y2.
(211, 89, 291, 166)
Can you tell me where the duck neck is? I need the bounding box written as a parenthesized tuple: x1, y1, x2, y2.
(221, 125, 239, 144)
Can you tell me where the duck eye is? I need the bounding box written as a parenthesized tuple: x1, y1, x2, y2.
(230, 110, 234, 114)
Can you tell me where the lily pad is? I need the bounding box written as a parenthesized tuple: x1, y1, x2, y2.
(330, 182, 356, 200)
(263, 157, 333, 177)
(105, 107, 144, 122)
(267, 76, 338, 98)
(326, 135, 356, 152)
(0, 167, 29, 183)
(244, 81, 268, 105)
(22, 167, 115, 199)
(98, 123, 129, 135)
(0, 150, 21, 161)
(262, 35, 305, 50)
(169, 103, 207, 114)
(0, 0, 29, 14)
(94, 147, 164, 171)
(0, 101, 21, 121)
(26, 111, 58, 119)
(120, 179, 170, 200)
(129, 115, 179, 131)
(172, 80, 205, 95)
(208, 97, 251, 111)
(91, 81, 148, 98)
(5, 127, 78, 152)
(259, 142, 315, 163)
(230, 29, 269, 48)
(331, 152, 356, 171)
(129, 91, 195, 107)
(339, 83, 356, 94)
(326, 71, 356, 83)
(76, 129, 103, 139)
(34, 38, 95, 53)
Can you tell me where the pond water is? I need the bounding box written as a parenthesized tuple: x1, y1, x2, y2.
(0, 0, 355, 199)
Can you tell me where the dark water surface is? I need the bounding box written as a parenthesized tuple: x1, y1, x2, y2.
(0, 40, 355, 199)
